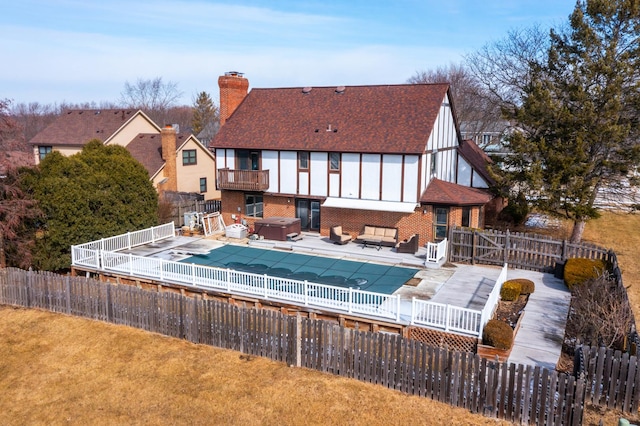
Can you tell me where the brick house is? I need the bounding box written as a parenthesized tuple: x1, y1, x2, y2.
(29, 109, 220, 200)
(210, 72, 495, 244)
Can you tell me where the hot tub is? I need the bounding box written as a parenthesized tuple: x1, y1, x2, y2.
(254, 217, 301, 241)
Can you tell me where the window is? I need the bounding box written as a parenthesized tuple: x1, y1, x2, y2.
(461, 207, 471, 227)
(245, 194, 263, 218)
(199, 177, 207, 193)
(430, 151, 438, 176)
(329, 152, 340, 171)
(237, 150, 259, 170)
(182, 149, 197, 165)
(298, 152, 309, 169)
(38, 146, 52, 161)
(433, 207, 449, 242)
(482, 134, 492, 146)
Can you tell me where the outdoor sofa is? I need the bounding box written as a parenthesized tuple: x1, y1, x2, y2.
(355, 225, 398, 247)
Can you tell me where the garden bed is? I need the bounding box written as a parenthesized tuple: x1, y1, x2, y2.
(478, 294, 528, 361)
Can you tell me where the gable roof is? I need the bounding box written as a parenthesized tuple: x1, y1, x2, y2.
(125, 133, 213, 178)
(211, 83, 452, 154)
(458, 138, 495, 185)
(29, 109, 145, 146)
(126, 134, 166, 177)
(420, 178, 492, 206)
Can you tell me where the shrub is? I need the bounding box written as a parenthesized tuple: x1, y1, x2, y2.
(564, 258, 607, 291)
(482, 319, 514, 350)
(506, 278, 535, 295)
(500, 281, 521, 301)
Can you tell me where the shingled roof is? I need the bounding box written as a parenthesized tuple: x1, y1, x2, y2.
(125, 134, 166, 177)
(125, 133, 192, 178)
(458, 138, 495, 185)
(420, 178, 493, 206)
(29, 109, 141, 146)
(211, 83, 452, 154)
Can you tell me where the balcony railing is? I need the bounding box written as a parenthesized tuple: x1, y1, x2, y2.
(217, 168, 269, 191)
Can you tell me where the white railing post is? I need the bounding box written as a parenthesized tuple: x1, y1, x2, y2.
(128, 253, 133, 275)
(396, 295, 401, 321)
(159, 259, 164, 281)
(304, 281, 309, 306)
(101, 238, 105, 253)
(152, 226, 156, 244)
(263, 274, 268, 299)
(348, 287, 353, 313)
(127, 232, 131, 250)
(411, 297, 416, 325)
(445, 304, 451, 331)
(226, 268, 231, 292)
(192, 264, 196, 286)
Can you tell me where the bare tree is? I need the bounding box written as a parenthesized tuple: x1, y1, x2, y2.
(119, 77, 183, 126)
(408, 63, 504, 147)
(465, 25, 550, 110)
(565, 273, 634, 350)
(0, 99, 41, 268)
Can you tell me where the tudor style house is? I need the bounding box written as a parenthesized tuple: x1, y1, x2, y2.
(210, 72, 496, 244)
(29, 109, 220, 200)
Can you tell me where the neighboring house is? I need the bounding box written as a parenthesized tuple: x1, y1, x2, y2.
(210, 72, 496, 244)
(29, 109, 220, 200)
(460, 120, 512, 160)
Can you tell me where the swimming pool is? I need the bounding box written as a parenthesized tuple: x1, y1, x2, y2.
(182, 245, 418, 295)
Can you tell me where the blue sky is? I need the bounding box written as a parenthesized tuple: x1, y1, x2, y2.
(1, 0, 576, 106)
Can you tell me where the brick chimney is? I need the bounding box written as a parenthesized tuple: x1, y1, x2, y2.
(161, 125, 178, 192)
(218, 71, 249, 126)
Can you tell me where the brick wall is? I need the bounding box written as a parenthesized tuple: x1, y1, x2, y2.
(220, 190, 487, 245)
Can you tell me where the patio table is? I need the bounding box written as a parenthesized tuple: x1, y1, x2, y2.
(360, 236, 382, 250)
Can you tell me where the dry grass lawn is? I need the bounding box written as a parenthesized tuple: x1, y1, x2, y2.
(1, 210, 638, 425)
(0, 306, 511, 425)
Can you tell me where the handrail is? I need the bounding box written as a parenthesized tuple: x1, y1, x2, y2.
(478, 263, 508, 336)
(71, 225, 506, 337)
(426, 238, 447, 263)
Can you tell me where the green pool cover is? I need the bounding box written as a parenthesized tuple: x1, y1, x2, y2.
(182, 245, 418, 294)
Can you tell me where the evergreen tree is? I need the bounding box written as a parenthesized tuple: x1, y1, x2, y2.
(28, 140, 158, 271)
(191, 91, 219, 138)
(492, 0, 640, 242)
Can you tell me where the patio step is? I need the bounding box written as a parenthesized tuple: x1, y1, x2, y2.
(287, 232, 303, 242)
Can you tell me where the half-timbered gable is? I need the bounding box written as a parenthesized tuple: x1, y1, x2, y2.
(211, 72, 494, 243)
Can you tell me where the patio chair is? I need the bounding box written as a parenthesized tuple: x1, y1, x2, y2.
(330, 225, 352, 245)
(396, 234, 419, 254)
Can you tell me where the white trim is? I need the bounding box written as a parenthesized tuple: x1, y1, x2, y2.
(322, 197, 418, 213)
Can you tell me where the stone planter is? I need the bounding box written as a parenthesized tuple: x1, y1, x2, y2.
(477, 310, 525, 362)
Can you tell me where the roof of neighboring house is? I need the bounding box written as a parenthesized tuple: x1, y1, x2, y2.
(420, 178, 493, 206)
(126, 133, 212, 178)
(29, 109, 143, 146)
(126, 134, 166, 177)
(211, 83, 453, 154)
(458, 138, 495, 185)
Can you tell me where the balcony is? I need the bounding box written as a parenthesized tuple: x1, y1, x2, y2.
(217, 168, 269, 191)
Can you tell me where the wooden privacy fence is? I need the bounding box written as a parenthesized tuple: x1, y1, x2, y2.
(449, 227, 610, 272)
(167, 199, 222, 227)
(1, 267, 590, 424)
(575, 346, 640, 414)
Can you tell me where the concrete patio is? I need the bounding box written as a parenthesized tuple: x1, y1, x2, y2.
(122, 231, 571, 370)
